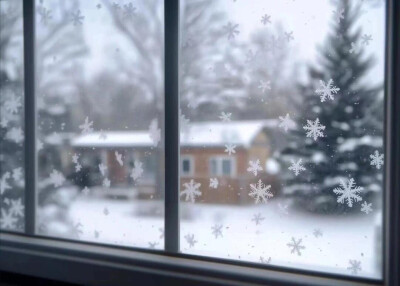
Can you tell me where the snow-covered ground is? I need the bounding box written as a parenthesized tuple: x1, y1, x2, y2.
(65, 195, 381, 279)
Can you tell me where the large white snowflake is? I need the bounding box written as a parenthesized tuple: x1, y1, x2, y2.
(0, 172, 11, 195)
(180, 179, 202, 203)
(347, 260, 361, 275)
(278, 113, 295, 132)
(370, 150, 384, 169)
(149, 119, 161, 147)
(315, 79, 340, 102)
(115, 151, 123, 166)
(49, 170, 65, 187)
(184, 233, 197, 247)
(4, 94, 21, 114)
(223, 22, 239, 40)
(79, 117, 93, 134)
(6, 127, 24, 144)
(0, 209, 18, 230)
(249, 179, 273, 204)
(288, 159, 306, 176)
(247, 159, 263, 176)
(9, 198, 24, 217)
(287, 237, 305, 256)
(360, 201, 373, 214)
(130, 160, 143, 181)
(224, 143, 236, 156)
(209, 178, 218, 189)
(333, 178, 363, 207)
(211, 224, 223, 239)
(303, 118, 325, 141)
(258, 80, 271, 93)
(71, 10, 84, 26)
(219, 112, 232, 122)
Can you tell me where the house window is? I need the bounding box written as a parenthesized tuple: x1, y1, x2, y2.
(181, 156, 193, 176)
(209, 157, 235, 177)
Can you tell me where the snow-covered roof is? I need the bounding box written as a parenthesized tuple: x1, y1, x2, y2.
(71, 120, 276, 148)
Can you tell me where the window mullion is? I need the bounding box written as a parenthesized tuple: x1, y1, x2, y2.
(23, 0, 36, 235)
(164, 0, 180, 253)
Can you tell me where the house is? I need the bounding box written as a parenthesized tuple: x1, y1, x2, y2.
(70, 120, 281, 204)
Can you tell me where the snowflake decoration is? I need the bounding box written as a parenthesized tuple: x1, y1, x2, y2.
(288, 159, 306, 176)
(72, 153, 79, 164)
(180, 179, 202, 203)
(247, 159, 263, 176)
(48, 170, 65, 187)
(115, 151, 123, 166)
(284, 31, 294, 42)
(219, 112, 232, 122)
(0, 172, 11, 195)
(287, 237, 305, 256)
(209, 178, 218, 189)
(99, 163, 107, 176)
(75, 163, 82, 172)
(315, 79, 340, 102)
(361, 201, 373, 214)
(6, 127, 24, 144)
(332, 8, 344, 23)
(38, 6, 52, 25)
(258, 80, 271, 93)
(349, 42, 361, 54)
(71, 10, 84, 26)
(260, 256, 271, 264)
(224, 143, 236, 156)
(223, 22, 239, 40)
(0, 209, 17, 230)
(347, 260, 361, 275)
(260, 14, 271, 25)
(4, 95, 21, 114)
(251, 213, 265, 225)
(370, 150, 384, 169)
(149, 119, 161, 147)
(9, 198, 24, 217)
(278, 113, 296, 132)
(361, 34, 372, 46)
(184, 233, 197, 247)
(211, 224, 223, 239)
(123, 2, 136, 19)
(333, 178, 363, 207)
(303, 118, 325, 141)
(82, 186, 90, 195)
(12, 167, 23, 182)
(130, 160, 143, 181)
(278, 203, 289, 215)
(249, 179, 273, 204)
(102, 178, 111, 188)
(148, 242, 158, 249)
(79, 117, 93, 134)
(313, 228, 323, 238)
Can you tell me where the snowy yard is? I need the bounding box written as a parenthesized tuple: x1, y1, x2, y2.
(65, 195, 381, 279)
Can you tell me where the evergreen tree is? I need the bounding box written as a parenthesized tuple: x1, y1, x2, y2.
(278, 0, 383, 213)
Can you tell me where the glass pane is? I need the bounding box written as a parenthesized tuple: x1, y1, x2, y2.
(179, 0, 385, 278)
(0, 0, 25, 232)
(222, 159, 231, 176)
(35, 0, 165, 249)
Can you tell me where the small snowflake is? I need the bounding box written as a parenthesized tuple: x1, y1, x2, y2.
(278, 203, 289, 215)
(71, 10, 84, 26)
(9, 198, 24, 217)
(251, 213, 265, 225)
(38, 6, 52, 25)
(0, 209, 17, 230)
(115, 151, 123, 166)
(288, 159, 306, 176)
(284, 31, 294, 42)
(102, 178, 111, 188)
(6, 127, 24, 143)
(370, 150, 384, 169)
(333, 178, 363, 207)
(99, 163, 107, 176)
(75, 163, 82, 172)
(332, 8, 344, 23)
(211, 224, 223, 239)
(224, 143, 236, 156)
(361, 201, 373, 214)
(82, 186, 90, 195)
(260, 256, 271, 264)
(287, 237, 305, 256)
(247, 159, 263, 176)
(258, 80, 271, 93)
(219, 112, 232, 122)
(130, 160, 143, 181)
(4, 95, 21, 114)
(347, 260, 361, 275)
(185, 233, 197, 247)
(0, 172, 11, 195)
(303, 118, 325, 141)
(315, 79, 340, 102)
(148, 242, 158, 249)
(223, 22, 239, 40)
(149, 119, 161, 147)
(209, 178, 219, 189)
(12, 167, 23, 182)
(313, 228, 323, 238)
(72, 153, 79, 164)
(123, 2, 136, 19)
(48, 170, 65, 187)
(278, 113, 296, 132)
(180, 179, 202, 203)
(249, 179, 273, 204)
(260, 14, 271, 25)
(79, 117, 93, 134)
(361, 34, 373, 45)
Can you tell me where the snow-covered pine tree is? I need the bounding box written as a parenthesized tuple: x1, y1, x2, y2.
(278, 0, 383, 213)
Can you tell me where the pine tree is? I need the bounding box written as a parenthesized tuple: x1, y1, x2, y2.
(278, 0, 383, 213)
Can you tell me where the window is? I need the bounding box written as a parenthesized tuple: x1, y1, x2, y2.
(1, 0, 400, 285)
